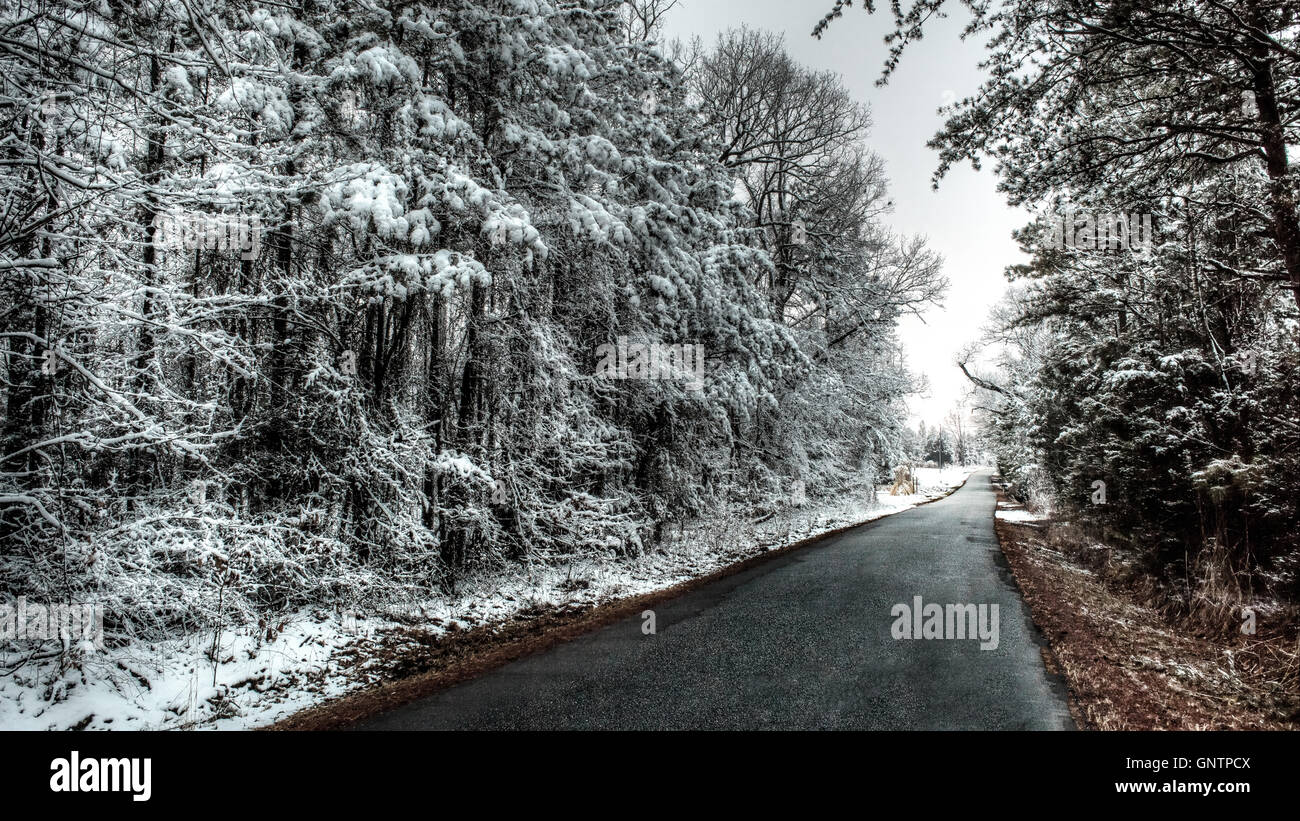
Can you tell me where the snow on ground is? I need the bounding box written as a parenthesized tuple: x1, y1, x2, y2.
(996, 508, 1048, 523)
(995, 497, 1049, 524)
(0, 468, 976, 730)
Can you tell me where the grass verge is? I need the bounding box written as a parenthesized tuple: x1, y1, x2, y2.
(992, 482, 1299, 730)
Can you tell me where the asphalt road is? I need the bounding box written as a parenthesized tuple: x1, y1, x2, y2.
(358, 471, 1073, 730)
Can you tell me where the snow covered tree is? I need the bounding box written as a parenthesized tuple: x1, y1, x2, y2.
(0, 0, 942, 660)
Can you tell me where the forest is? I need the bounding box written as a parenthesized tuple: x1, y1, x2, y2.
(0, 0, 945, 661)
(817, 0, 1300, 629)
(5, 0, 1298, 732)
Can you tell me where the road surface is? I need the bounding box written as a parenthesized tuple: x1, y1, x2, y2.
(358, 470, 1073, 730)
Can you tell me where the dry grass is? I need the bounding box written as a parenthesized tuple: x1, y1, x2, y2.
(993, 490, 1300, 730)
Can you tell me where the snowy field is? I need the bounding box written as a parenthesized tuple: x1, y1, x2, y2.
(0, 467, 975, 730)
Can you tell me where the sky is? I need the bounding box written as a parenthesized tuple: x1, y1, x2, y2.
(661, 0, 1030, 428)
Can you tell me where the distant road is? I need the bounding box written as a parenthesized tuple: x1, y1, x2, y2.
(358, 471, 1073, 730)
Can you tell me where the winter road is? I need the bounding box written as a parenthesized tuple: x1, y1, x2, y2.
(357, 471, 1073, 730)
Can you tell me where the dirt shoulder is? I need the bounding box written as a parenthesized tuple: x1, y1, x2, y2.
(992, 487, 1299, 730)
(270, 479, 969, 730)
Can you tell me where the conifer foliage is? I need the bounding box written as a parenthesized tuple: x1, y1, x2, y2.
(0, 0, 940, 650)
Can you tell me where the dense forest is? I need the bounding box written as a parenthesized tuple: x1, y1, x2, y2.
(0, 0, 945, 655)
(818, 0, 1300, 626)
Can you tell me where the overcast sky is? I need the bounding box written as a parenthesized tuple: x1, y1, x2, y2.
(661, 0, 1030, 428)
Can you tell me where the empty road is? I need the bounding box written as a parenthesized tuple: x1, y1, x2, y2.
(358, 471, 1073, 730)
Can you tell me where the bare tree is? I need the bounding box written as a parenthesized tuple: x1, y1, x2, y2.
(623, 0, 679, 42)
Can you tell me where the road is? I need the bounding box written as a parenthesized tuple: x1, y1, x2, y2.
(357, 471, 1073, 730)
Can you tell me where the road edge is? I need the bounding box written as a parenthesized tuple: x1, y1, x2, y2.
(267, 474, 973, 730)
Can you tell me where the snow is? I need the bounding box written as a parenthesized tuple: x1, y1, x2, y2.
(321, 162, 411, 238)
(995, 494, 1049, 523)
(215, 78, 293, 136)
(995, 508, 1047, 523)
(2, 0, 975, 737)
(0, 469, 974, 731)
(409, 96, 473, 142)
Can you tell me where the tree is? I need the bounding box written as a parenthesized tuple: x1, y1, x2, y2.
(0, 0, 946, 664)
(816, 0, 1300, 312)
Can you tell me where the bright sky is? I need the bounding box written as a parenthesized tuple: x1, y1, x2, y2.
(662, 0, 1030, 428)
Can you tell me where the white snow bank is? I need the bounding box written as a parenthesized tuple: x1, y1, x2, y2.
(0, 468, 976, 730)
